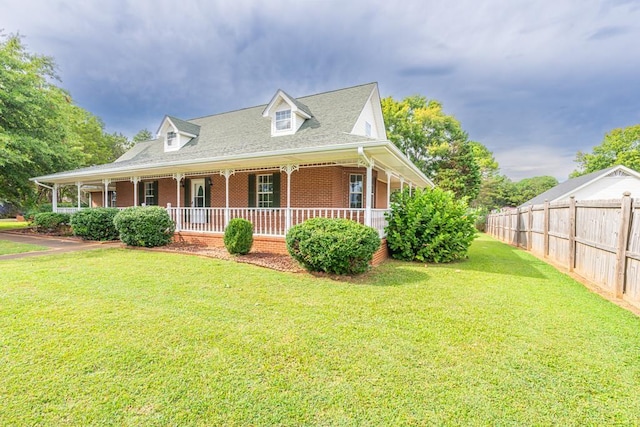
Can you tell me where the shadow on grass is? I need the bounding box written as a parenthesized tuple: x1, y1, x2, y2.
(437, 235, 551, 279)
(373, 235, 552, 282)
(317, 260, 431, 287)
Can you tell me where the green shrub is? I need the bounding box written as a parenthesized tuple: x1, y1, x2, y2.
(224, 218, 253, 255)
(71, 208, 120, 241)
(472, 207, 488, 232)
(113, 206, 175, 247)
(32, 212, 71, 233)
(286, 218, 381, 275)
(386, 187, 477, 263)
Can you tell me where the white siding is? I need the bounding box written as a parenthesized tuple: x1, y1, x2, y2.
(571, 176, 640, 200)
(351, 86, 385, 139)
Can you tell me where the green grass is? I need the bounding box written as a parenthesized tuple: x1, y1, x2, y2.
(0, 219, 30, 230)
(1, 235, 639, 425)
(0, 239, 48, 255)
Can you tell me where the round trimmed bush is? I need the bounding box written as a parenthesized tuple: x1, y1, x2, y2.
(32, 212, 71, 233)
(224, 218, 253, 255)
(286, 218, 381, 275)
(71, 208, 120, 241)
(113, 206, 175, 247)
(386, 187, 476, 263)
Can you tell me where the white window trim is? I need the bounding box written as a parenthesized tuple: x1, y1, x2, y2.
(167, 131, 176, 146)
(257, 174, 274, 208)
(349, 174, 363, 209)
(275, 109, 292, 132)
(144, 182, 155, 206)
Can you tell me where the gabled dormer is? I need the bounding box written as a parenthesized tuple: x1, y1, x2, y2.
(157, 115, 200, 152)
(262, 90, 313, 136)
(350, 83, 386, 140)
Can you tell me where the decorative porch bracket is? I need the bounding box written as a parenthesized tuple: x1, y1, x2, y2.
(357, 147, 374, 227)
(173, 173, 183, 231)
(220, 169, 236, 227)
(280, 164, 299, 232)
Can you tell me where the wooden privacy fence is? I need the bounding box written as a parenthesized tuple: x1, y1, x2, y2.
(486, 193, 640, 307)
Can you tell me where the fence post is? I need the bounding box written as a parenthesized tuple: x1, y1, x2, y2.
(514, 208, 521, 247)
(543, 200, 549, 257)
(569, 196, 576, 272)
(527, 205, 533, 251)
(614, 192, 633, 298)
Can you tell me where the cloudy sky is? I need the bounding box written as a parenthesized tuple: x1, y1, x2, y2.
(2, 0, 639, 180)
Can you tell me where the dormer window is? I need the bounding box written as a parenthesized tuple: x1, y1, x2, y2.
(263, 90, 312, 137)
(275, 110, 292, 131)
(365, 121, 372, 137)
(167, 131, 176, 146)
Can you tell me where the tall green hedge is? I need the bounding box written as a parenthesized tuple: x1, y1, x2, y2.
(32, 212, 71, 233)
(286, 218, 381, 275)
(113, 207, 175, 247)
(70, 208, 120, 241)
(386, 187, 476, 263)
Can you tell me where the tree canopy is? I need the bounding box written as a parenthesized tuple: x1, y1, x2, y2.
(572, 124, 640, 176)
(382, 95, 481, 200)
(0, 34, 132, 208)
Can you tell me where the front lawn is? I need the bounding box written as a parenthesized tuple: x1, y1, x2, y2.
(0, 239, 48, 255)
(1, 236, 639, 425)
(0, 219, 30, 230)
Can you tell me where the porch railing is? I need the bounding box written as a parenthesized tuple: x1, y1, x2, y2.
(166, 207, 390, 237)
(54, 206, 390, 238)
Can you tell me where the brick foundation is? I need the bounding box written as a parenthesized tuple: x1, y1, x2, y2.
(176, 232, 389, 265)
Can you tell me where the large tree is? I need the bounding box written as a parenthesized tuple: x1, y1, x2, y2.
(572, 124, 640, 176)
(382, 95, 481, 200)
(0, 34, 128, 207)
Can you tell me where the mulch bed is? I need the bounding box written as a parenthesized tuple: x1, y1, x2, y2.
(159, 241, 305, 273)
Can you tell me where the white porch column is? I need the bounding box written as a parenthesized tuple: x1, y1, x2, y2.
(280, 165, 299, 232)
(102, 179, 110, 207)
(52, 184, 59, 212)
(358, 147, 374, 227)
(173, 173, 183, 231)
(76, 182, 82, 210)
(400, 177, 405, 192)
(365, 161, 373, 226)
(220, 169, 235, 228)
(131, 177, 140, 206)
(409, 183, 413, 196)
(386, 171, 392, 209)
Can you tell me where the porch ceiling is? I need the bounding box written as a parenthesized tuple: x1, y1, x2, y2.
(32, 141, 433, 188)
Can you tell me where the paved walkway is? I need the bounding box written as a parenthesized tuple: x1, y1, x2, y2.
(0, 231, 121, 261)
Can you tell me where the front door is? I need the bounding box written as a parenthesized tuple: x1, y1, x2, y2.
(191, 179, 206, 223)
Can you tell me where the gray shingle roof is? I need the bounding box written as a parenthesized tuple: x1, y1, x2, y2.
(37, 83, 378, 180)
(167, 115, 201, 136)
(279, 90, 313, 117)
(520, 165, 619, 206)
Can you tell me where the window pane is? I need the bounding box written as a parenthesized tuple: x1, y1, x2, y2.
(349, 174, 363, 208)
(257, 174, 274, 208)
(276, 110, 292, 130)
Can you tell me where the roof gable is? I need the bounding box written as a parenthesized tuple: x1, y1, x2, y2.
(521, 165, 640, 206)
(262, 89, 313, 119)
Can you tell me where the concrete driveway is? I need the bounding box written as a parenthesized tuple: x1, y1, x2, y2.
(0, 230, 121, 261)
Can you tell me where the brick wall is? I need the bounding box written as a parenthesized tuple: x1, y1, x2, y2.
(111, 166, 385, 209)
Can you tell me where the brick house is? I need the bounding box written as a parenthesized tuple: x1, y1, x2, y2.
(31, 82, 433, 257)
